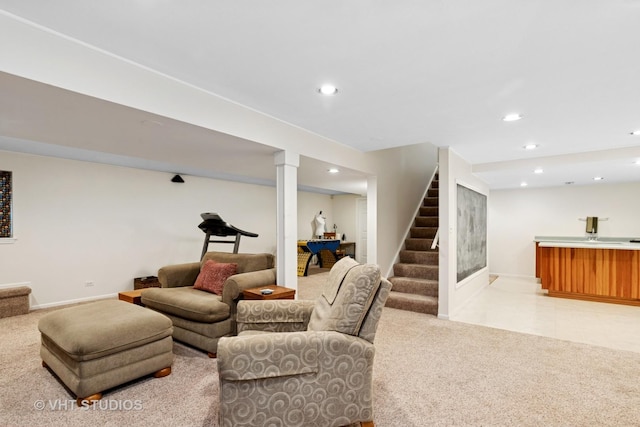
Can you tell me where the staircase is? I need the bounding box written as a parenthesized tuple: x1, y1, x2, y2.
(385, 174, 439, 315)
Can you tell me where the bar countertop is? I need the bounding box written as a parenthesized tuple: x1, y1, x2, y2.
(535, 236, 640, 250)
(535, 236, 640, 306)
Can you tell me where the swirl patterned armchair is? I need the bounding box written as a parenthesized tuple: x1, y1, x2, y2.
(217, 257, 392, 427)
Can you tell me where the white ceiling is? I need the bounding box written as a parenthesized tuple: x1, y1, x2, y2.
(1, 1, 640, 191)
(0, 71, 367, 194)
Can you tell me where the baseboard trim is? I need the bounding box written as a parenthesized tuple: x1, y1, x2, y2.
(31, 293, 117, 310)
(0, 281, 31, 289)
(488, 272, 537, 280)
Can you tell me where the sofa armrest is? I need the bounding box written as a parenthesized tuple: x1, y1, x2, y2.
(218, 331, 320, 380)
(221, 268, 277, 306)
(157, 262, 201, 288)
(236, 300, 315, 333)
(218, 331, 372, 381)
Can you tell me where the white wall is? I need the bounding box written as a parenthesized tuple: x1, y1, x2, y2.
(438, 147, 490, 319)
(0, 13, 374, 175)
(0, 150, 359, 308)
(297, 192, 333, 240)
(489, 181, 640, 277)
(366, 143, 438, 276)
(0, 143, 441, 309)
(0, 150, 280, 308)
(331, 194, 359, 244)
(1, 16, 446, 289)
(296, 140, 441, 274)
(296, 193, 360, 243)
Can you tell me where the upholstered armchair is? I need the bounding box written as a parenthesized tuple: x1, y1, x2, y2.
(141, 251, 275, 357)
(217, 257, 392, 427)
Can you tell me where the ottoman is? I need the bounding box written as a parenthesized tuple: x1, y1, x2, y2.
(38, 299, 173, 405)
(0, 286, 31, 318)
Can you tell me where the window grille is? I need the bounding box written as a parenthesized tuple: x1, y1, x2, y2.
(0, 171, 12, 238)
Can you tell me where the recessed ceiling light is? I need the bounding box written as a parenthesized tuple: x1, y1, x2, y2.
(520, 182, 528, 187)
(503, 113, 523, 122)
(593, 176, 604, 181)
(534, 168, 543, 174)
(318, 84, 338, 96)
(327, 168, 340, 174)
(524, 144, 538, 150)
(635, 160, 640, 165)
(631, 130, 640, 136)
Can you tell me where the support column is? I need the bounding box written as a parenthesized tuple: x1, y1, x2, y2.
(366, 175, 378, 265)
(274, 150, 299, 294)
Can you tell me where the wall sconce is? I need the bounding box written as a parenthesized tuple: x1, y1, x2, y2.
(171, 174, 185, 183)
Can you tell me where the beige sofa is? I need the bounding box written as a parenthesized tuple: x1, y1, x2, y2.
(141, 251, 275, 357)
(217, 257, 392, 427)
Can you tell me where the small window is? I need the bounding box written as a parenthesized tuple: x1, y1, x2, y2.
(0, 170, 12, 238)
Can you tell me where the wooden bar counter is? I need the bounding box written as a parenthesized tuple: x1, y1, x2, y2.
(536, 237, 640, 306)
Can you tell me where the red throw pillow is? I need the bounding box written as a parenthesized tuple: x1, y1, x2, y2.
(193, 260, 238, 295)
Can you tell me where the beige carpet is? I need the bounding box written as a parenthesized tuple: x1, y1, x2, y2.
(1, 273, 639, 426)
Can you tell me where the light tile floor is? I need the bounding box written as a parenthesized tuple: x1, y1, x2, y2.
(450, 275, 640, 354)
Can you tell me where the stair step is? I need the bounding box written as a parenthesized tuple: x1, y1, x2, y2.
(415, 216, 438, 227)
(388, 277, 438, 297)
(405, 238, 436, 251)
(385, 291, 438, 315)
(399, 250, 438, 264)
(410, 227, 437, 239)
(423, 197, 438, 207)
(388, 173, 440, 316)
(419, 206, 438, 217)
(393, 263, 438, 280)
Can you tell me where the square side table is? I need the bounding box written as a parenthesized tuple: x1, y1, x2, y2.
(242, 285, 295, 300)
(118, 289, 149, 306)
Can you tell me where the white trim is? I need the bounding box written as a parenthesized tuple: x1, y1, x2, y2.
(454, 178, 488, 287)
(356, 196, 367, 263)
(366, 176, 378, 265)
(455, 266, 488, 289)
(0, 281, 30, 289)
(450, 278, 491, 318)
(489, 272, 537, 280)
(30, 293, 117, 310)
(455, 178, 488, 198)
